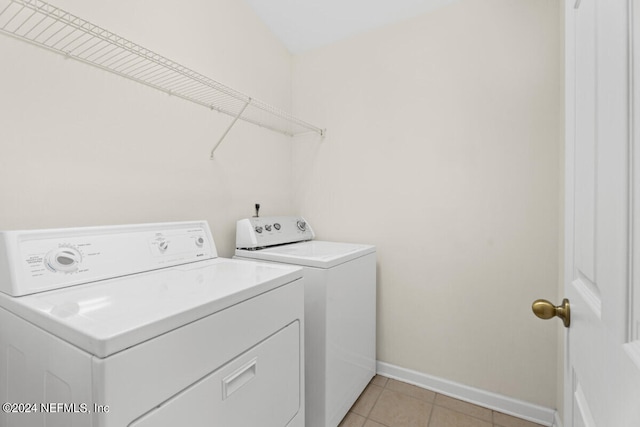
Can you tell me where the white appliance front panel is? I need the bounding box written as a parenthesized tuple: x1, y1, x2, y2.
(235, 241, 375, 269)
(93, 278, 305, 427)
(234, 249, 376, 427)
(0, 277, 305, 427)
(297, 255, 376, 427)
(130, 321, 300, 427)
(324, 254, 376, 426)
(0, 258, 302, 357)
(0, 307, 94, 427)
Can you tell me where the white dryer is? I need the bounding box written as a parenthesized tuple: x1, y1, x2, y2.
(0, 221, 305, 427)
(235, 216, 376, 427)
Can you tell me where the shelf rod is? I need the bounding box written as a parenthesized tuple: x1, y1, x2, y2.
(210, 100, 250, 158)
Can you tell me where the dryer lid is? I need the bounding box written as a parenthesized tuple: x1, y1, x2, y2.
(0, 258, 302, 358)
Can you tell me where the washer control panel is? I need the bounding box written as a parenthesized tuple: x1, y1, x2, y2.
(0, 221, 216, 296)
(236, 216, 314, 250)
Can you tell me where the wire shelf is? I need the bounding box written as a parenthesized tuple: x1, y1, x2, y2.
(0, 0, 325, 155)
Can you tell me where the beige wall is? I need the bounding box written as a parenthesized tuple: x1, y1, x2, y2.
(0, 0, 293, 257)
(292, 0, 562, 408)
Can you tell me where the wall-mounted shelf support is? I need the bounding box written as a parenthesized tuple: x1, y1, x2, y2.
(211, 100, 250, 158)
(0, 0, 326, 156)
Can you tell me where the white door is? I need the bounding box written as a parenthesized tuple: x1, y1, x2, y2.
(563, 0, 640, 426)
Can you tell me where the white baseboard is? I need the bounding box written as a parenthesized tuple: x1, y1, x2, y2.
(376, 361, 557, 427)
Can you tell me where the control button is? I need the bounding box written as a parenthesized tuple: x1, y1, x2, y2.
(195, 236, 205, 247)
(57, 255, 75, 266)
(297, 220, 307, 231)
(265, 224, 272, 232)
(255, 226, 263, 234)
(45, 246, 82, 273)
(274, 223, 281, 230)
(157, 238, 169, 252)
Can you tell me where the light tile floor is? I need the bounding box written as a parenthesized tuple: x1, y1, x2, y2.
(339, 375, 546, 427)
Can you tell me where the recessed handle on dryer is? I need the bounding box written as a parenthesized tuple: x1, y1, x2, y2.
(222, 358, 258, 400)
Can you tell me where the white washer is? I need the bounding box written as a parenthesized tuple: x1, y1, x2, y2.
(0, 221, 305, 427)
(235, 216, 376, 427)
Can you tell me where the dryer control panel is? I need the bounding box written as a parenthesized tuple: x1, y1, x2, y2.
(236, 216, 315, 250)
(0, 221, 216, 296)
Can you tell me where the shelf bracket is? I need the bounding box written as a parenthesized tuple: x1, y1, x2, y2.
(210, 99, 251, 158)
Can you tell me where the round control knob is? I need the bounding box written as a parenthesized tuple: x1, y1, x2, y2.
(296, 220, 307, 231)
(274, 223, 281, 230)
(45, 246, 82, 273)
(195, 236, 205, 247)
(255, 226, 263, 234)
(157, 239, 169, 252)
(265, 224, 272, 232)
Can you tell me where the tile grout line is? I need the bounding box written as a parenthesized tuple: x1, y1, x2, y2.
(355, 376, 543, 427)
(425, 393, 437, 427)
(385, 377, 538, 427)
(366, 377, 390, 426)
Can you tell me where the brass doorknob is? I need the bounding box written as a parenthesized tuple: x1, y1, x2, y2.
(532, 298, 570, 328)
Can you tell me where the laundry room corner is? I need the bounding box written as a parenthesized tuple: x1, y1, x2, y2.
(291, 0, 563, 414)
(0, 0, 567, 427)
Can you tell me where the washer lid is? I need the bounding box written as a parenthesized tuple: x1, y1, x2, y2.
(235, 240, 375, 269)
(0, 258, 302, 358)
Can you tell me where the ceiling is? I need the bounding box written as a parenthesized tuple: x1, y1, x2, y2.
(244, 0, 458, 54)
